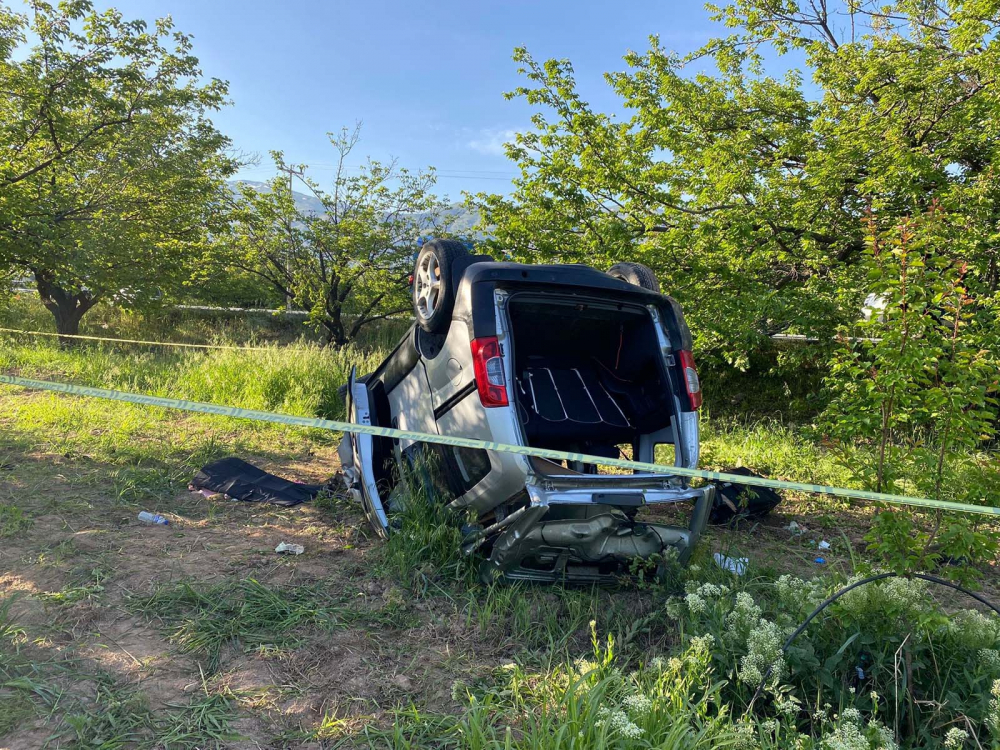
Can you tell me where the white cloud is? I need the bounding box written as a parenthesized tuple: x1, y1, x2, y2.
(467, 127, 517, 156)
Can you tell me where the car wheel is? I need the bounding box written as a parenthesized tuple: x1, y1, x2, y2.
(607, 261, 660, 292)
(413, 239, 468, 333)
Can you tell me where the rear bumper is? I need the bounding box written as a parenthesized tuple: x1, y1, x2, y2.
(478, 481, 715, 583)
(526, 471, 704, 505)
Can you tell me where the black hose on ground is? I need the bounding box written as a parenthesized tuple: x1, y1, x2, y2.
(745, 572, 1000, 713)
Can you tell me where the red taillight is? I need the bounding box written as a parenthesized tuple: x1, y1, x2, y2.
(679, 350, 702, 410)
(470, 336, 508, 407)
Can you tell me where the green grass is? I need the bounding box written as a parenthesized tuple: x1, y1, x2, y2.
(132, 577, 414, 672)
(2, 300, 999, 749)
(700, 417, 854, 488)
(0, 503, 32, 537)
(1, 292, 410, 351)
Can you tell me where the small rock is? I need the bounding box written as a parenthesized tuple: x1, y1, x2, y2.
(392, 674, 414, 691)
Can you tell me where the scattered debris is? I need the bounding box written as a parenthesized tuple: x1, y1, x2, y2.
(137, 511, 169, 525)
(814, 557, 826, 565)
(818, 540, 831, 551)
(709, 468, 783, 525)
(190, 487, 229, 500)
(713, 552, 748, 576)
(274, 542, 305, 555)
(785, 521, 803, 535)
(191, 457, 329, 507)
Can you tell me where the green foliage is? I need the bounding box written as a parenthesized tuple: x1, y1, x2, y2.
(0, 334, 386, 421)
(380, 456, 475, 592)
(0, 503, 31, 537)
(666, 563, 1000, 747)
(217, 125, 452, 345)
(364, 627, 737, 748)
(820, 209, 999, 581)
(132, 577, 410, 673)
(471, 0, 1000, 371)
(0, 1, 235, 336)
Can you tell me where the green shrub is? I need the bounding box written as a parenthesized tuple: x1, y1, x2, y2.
(819, 209, 1000, 582)
(666, 564, 1000, 747)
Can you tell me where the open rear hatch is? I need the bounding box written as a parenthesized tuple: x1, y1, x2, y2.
(478, 292, 712, 583)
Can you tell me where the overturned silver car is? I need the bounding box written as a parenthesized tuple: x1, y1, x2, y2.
(339, 240, 714, 583)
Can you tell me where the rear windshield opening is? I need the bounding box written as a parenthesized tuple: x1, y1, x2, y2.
(507, 296, 677, 464)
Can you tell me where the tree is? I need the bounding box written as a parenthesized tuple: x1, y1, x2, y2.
(0, 1, 235, 339)
(221, 126, 452, 346)
(470, 0, 1000, 368)
(820, 207, 998, 581)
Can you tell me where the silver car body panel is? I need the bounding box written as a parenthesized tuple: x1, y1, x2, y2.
(345, 271, 710, 578)
(347, 371, 389, 536)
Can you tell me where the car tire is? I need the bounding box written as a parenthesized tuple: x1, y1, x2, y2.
(607, 261, 660, 292)
(413, 240, 469, 333)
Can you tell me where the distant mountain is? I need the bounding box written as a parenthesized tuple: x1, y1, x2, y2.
(415, 203, 481, 236)
(229, 180, 481, 236)
(231, 180, 327, 216)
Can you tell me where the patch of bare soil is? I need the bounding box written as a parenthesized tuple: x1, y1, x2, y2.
(0, 436, 498, 748)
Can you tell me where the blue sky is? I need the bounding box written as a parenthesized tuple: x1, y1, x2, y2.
(110, 0, 725, 198)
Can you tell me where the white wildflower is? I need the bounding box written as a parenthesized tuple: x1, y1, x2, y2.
(950, 610, 1000, 646)
(685, 592, 708, 615)
(980, 649, 1000, 674)
(696, 582, 723, 598)
(664, 597, 685, 620)
(689, 633, 715, 654)
(605, 708, 643, 739)
(841, 708, 862, 724)
(739, 619, 785, 686)
(820, 721, 870, 750)
(622, 693, 652, 715)
(988, 679, 1000, 734)
(775, 693, 801, 718)
(943, 727, 968, 749)
(726, 591, 764, 641)
(732, 719, 758, 750)
(574, 658, 599, 676)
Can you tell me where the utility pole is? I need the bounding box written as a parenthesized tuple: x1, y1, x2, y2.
(277, 164, 305, 309)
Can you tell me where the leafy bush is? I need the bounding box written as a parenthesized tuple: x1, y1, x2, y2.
(820, 209, 1000, 582)
(666, 562, 1000, 747)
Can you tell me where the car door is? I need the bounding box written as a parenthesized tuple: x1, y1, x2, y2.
(346, 368, 389, 537)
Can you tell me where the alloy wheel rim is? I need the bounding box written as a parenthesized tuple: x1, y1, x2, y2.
(414, 252, 442, 320)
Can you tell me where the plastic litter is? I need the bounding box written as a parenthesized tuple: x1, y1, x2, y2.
(814, 557, 826, 564)
(785, 521, 803, 535)
(818, 540, 831, 551)
(275, 542, 305, 555)
(138, 511, 168, 525)
(713, 552, 748, 576)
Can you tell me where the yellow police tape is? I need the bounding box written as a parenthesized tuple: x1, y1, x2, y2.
(1, 373, 997, 517)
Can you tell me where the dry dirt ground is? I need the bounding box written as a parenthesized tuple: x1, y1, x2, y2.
(1, 395, 997, 749)
(0, 435, 482, 749)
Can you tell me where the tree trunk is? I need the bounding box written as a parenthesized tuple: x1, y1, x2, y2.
(33, 270, 98, 347)
(322, 301, 347, 347)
